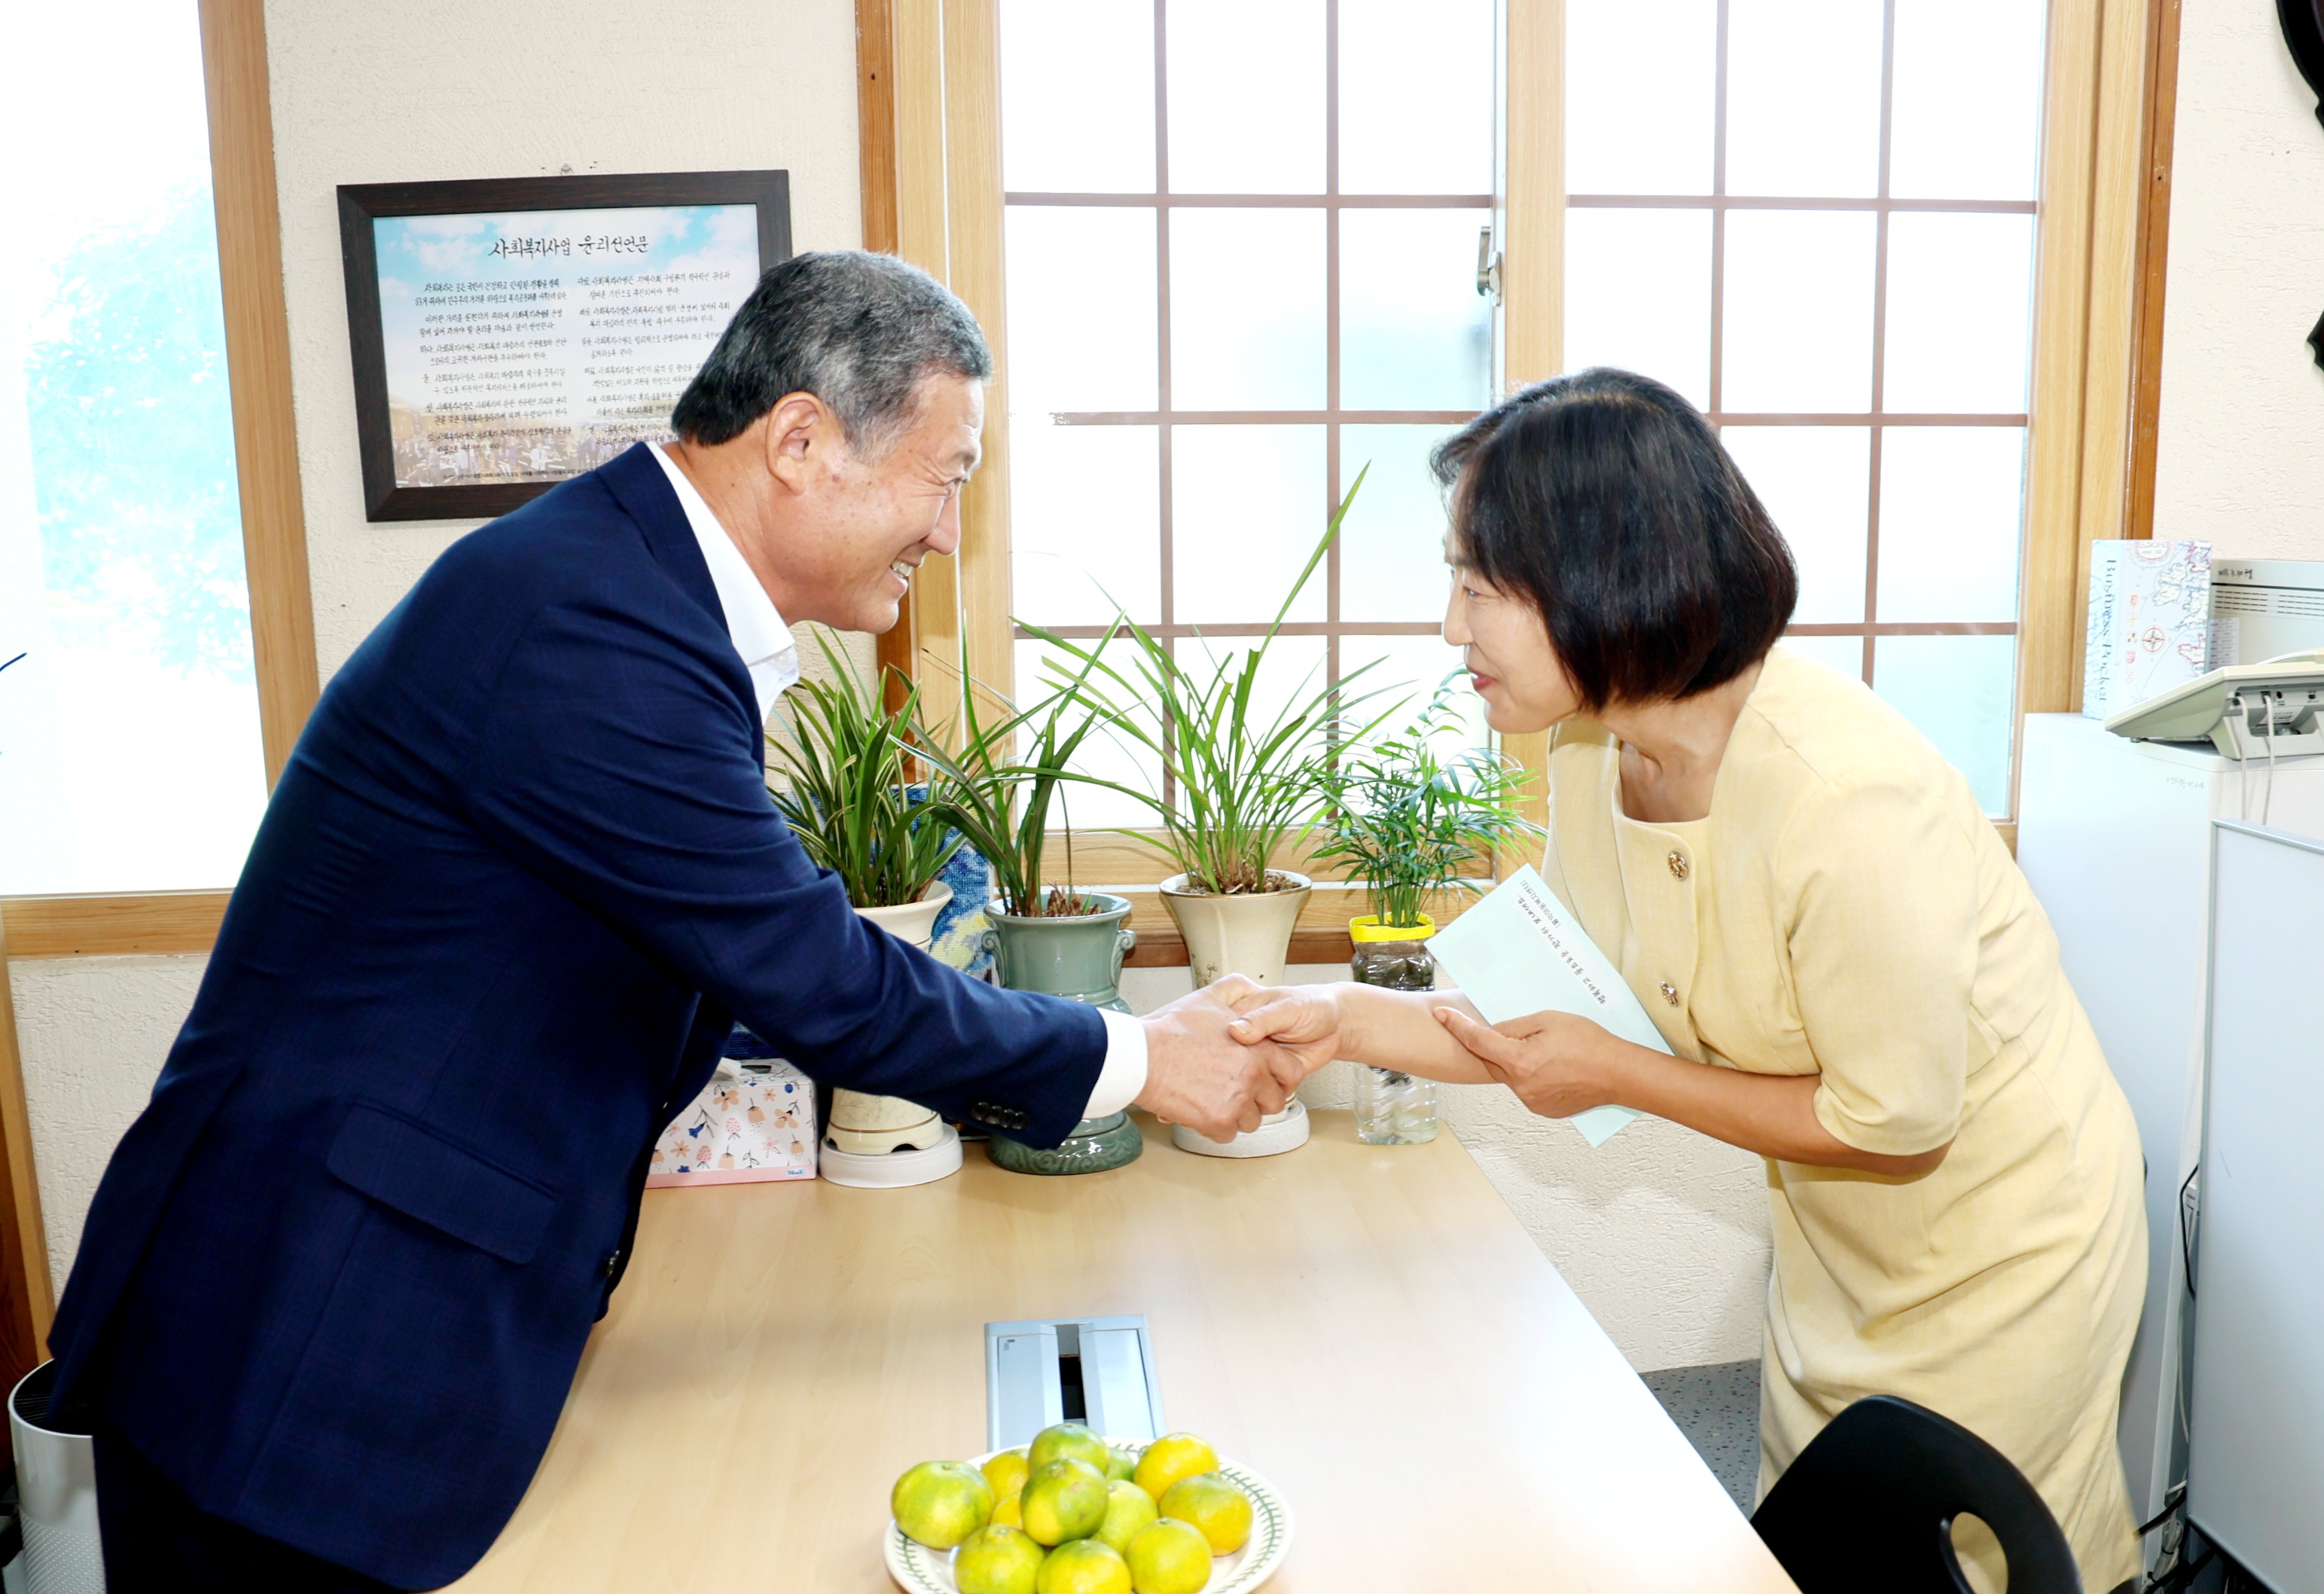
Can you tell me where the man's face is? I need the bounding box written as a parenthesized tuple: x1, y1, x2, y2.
(774, 374, 984, 632)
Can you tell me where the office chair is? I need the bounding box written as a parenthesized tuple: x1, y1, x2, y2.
(1751, 1394, 2082, 1594)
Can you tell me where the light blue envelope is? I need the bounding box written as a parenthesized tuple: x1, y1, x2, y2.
(1426, 865, 1661, 1147)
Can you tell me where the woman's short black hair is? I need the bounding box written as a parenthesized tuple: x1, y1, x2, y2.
(1432, 368, 1797, 711)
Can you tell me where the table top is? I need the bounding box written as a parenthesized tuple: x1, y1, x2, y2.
(448, 1113, 1795, 1593)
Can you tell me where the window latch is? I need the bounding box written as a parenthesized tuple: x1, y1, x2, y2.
(1476, 226, 1502, 304)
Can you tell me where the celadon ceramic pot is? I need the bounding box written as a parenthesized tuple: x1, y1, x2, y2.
(831, 884, 953, 1155)
(981, 892, 1145, 1175)
(1157, 870, 1315, 1157)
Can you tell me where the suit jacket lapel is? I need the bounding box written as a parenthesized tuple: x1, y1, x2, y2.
(596, 442, 767, 773)
(599, 442, 727, 634)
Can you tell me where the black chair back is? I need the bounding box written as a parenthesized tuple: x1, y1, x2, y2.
(1750, 1394, 2082, 1594)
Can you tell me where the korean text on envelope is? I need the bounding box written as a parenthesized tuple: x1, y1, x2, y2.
(1426, 865, 1666, 1147)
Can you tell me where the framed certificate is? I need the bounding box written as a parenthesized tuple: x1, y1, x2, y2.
(337, 170, 790, 521)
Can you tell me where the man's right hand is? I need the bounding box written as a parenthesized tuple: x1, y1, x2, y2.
(1133, 976, 1319, 1141)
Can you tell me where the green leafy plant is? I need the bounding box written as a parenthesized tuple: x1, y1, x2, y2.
(1026, 472, 1396, 896)
(765, 634, 961, 909)
(916, 640, 1127, 919)
(1310, 675, 1538, 930)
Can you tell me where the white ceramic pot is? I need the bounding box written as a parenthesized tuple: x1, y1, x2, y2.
(830, 884, 954, 1161)
(1158, 871, 1313, 1157)
(1157, 870, 1311, 987)
(852, 883, 952, 950)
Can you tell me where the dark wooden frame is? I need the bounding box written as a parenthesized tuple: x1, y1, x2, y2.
(337, 169, 791, 522)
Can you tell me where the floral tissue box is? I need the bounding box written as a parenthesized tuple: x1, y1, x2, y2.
(646, 1058, 817, 1186)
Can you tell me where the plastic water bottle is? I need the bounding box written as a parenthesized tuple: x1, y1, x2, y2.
(1350, 930, 1439, 1145)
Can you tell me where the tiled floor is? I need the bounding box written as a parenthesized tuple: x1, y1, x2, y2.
(1641, 1358, 1762, 1514)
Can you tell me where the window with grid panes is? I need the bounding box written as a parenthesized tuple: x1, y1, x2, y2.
(998, 0, 1498, 831)
(1, 0, 268, 892)
(1564, 0, 2045, 815)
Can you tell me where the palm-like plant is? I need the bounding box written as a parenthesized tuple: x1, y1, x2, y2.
(1310, 676, 1538, 930)
(1026, 471, 1395, 896)
(765, 634, 961, 909)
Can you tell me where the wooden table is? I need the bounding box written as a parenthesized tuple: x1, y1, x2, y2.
(449, 1112, 1795, 1592)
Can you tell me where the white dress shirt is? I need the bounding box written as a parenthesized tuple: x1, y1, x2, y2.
(648, 444, 1147, 1120)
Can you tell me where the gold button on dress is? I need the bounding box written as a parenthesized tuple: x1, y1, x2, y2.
(1539, 648, 2146, 1594)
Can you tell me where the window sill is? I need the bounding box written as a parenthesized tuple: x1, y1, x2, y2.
(0, 893, 232, 959)
(1124, 927, 1356, 970)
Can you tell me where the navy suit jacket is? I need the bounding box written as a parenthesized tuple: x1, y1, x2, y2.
(47, 444, 1106, 1588)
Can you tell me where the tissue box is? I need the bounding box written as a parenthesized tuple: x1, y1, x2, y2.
(646, 1058, 817, 1186)
(2084, 539, 2212, 719)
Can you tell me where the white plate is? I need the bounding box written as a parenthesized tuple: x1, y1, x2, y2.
(885, 1444, 1294, 1594)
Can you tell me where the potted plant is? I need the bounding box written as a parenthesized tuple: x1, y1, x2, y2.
(767, 636, 963, 1176)
(1029, 475, 1392, 1156)
(914, 644, 1147, 1174)
(1310, 676, 1538, 1145)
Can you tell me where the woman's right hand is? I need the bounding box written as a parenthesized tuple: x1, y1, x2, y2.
(1223, 984, 1347, 1076)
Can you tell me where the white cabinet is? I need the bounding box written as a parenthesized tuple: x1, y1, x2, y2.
(2017, 714, 2324, 1522)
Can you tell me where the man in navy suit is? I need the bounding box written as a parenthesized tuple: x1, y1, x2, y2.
(52, 252, 1310, 1590)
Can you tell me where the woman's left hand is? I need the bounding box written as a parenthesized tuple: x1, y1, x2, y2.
(1435, 1006, 1623, 1120)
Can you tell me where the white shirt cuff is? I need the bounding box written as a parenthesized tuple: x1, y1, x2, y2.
(1084, 1009, 1150, 1119)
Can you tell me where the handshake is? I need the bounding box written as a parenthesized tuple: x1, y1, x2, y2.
(1127, 976, 1342, 1143)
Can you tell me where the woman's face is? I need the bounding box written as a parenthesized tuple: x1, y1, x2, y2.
(1442, 548, 1584, 734)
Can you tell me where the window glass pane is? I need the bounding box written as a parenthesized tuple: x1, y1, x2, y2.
(1564, 208, 1713, 411)
(1724, 0, 1884, 197)
(1171, 425, 1328, 624)
(1, 0, 267, 894)
(1340, 425, 1457, 623)
(1005, 207, 1157, 414)
(1889, 0, 2045, 200)
(1339, 633, 1488, 751)
(1875, 427, 2025, 623)
(1169, 209, 1325, 410)
(1338, 0, 1494, 194)
(1720, 426, 1868, 624)
(1001, 0, 1157, 192)
(1015, 637, 1164, 830)
(1882, 212, 2034, 414)
(1338, 209, 1492, 410)
(1873, 634, 2017, 815)
(1779, 634, 1868, 682)
(1166, 0, 1325, 194)
(1565, 0, 1718, 195)
(1176, 632, 1334, 771)
(1722, 209, 1876, 413)
(1011, 423, 1160, 624)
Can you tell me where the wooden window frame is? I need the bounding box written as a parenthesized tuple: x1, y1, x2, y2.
(854, 0, 2182, 908)
(859, 0, 1510, 965)
(0, 0, 319, 961)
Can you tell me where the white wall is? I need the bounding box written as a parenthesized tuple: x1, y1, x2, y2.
(267, 0, 868, 676)
(7, 957, 211, 1299)
(2151, 0, 2324, 561)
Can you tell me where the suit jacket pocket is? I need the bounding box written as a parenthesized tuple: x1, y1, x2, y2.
(325, 1103, 558, 1265)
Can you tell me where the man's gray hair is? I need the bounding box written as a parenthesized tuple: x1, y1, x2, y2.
(670, 251, 991, 455)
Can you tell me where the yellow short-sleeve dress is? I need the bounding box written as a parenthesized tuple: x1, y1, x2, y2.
(1540, 647, 2146, 1592)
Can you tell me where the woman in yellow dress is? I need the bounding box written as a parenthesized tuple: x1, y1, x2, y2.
(1232, 368, 2147, 1592)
